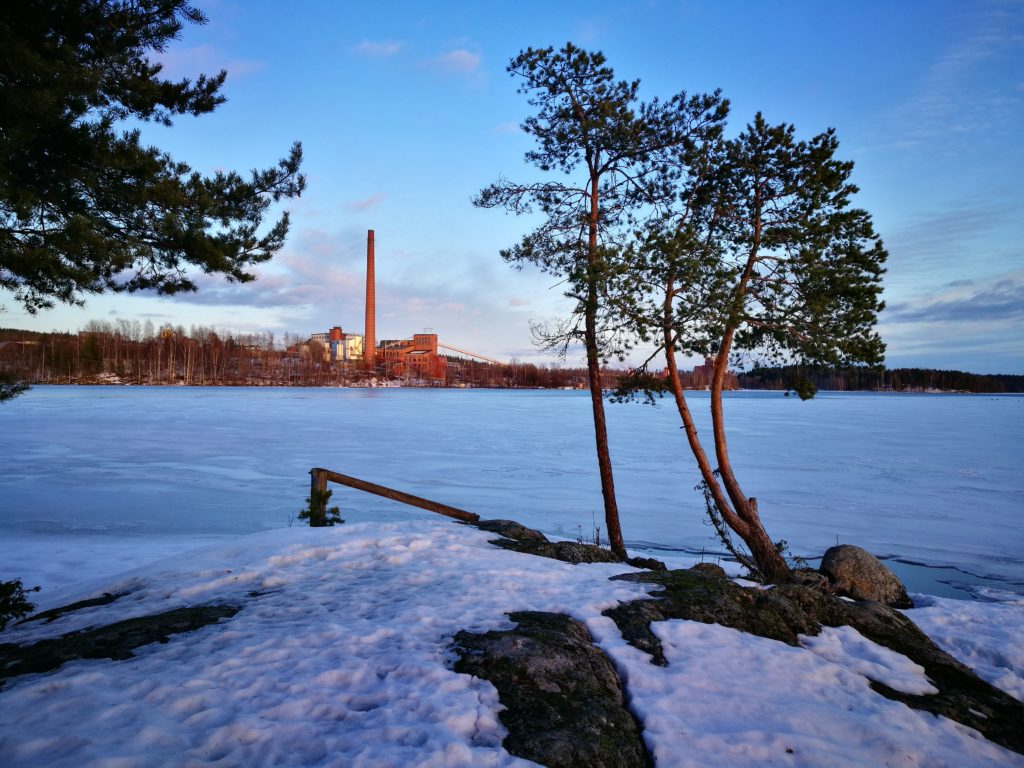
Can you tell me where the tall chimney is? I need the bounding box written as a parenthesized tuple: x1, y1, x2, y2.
(364, 229, 376, 370)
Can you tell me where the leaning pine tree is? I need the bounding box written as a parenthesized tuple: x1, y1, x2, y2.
(475, 44, 726, 559)
(617, 113, 887, 583)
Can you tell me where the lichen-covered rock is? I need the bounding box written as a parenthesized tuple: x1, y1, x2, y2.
(0, 604, 241, 687)
(626, 555, 667, 571)
(474, 519, 549, 542)
(689, 562, 727, 579)
(452, 611, 650, 768)
(488, 536, 623, 565)
(819, 544, 912, 608)
(787, 567, 832, 593)
(606, 569, 820, 665)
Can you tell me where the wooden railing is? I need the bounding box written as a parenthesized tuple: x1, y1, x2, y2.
(308, 467, 480, 525)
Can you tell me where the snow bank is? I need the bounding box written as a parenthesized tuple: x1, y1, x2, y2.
(907, 593, 1024, 702)
(2, 520, 1022, 767)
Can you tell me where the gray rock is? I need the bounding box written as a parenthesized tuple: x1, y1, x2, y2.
(488, 537, 622, 565)
(626, 555, 667, 571)
(690, 562, 727, 579)
(788, 567, 832, 593)
(453, 611, 650, 768)
(474, 519, 549, 542)
(819, 544, 913, 608)
(0, 603, 241, 688)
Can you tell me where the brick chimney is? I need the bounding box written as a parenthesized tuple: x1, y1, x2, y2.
(364, 229, 376, 370)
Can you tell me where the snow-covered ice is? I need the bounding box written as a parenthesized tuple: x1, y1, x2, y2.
(1, 520, 1022, 767)
(1, 386, 1022, 594)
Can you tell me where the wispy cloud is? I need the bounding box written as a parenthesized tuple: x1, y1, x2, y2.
(493, 122, 521, 134)
(885, 270, 1024, 324)
(879, 1, 1023, 151)
(881, 199, 1017, 289)
(352, 39, 403, 58)
(344, 193, 386, 212)
(508, 297, 529, 307)
(431, 49, 482, 74)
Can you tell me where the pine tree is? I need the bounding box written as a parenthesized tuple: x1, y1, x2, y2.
(617, 113, 887, 582)
(475, 44, 725, 559)
(0, 0, 305, 314)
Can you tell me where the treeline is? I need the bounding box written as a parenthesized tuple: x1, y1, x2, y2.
(0, 322, 335, 386)
(0, 324, 603, 389)
(737, 365, 1024, 394)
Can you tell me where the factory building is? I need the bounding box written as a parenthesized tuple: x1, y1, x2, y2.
(305, 229, 499, 382)
(377, 333, 447, 380)
(307, 328, 363, 364)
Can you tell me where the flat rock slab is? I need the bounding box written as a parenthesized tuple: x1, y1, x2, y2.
(474, 518, 665, 570)
(453, 611, 651, 768)
(0, 604, 241, 687)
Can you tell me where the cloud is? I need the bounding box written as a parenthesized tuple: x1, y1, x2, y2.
(155, 228, 365, 311)
(432, 49, 482, 74)
(352, 39, 403, 58)
(493, 122, 521, 134)
(878, 2, 1023, 151)
(886, 272, 1024, 324)
(882, 199, 1016, 278)
(344, 193, 386, 212)
(508, 297, 529, 307)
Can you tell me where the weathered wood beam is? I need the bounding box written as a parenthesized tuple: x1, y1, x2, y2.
(310, 468, 480, 523)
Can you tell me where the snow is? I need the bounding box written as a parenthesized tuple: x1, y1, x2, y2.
(599, 618, 1018, 767)
(1, 520, 1023, 767)
(907, 593, 1024, 702)
(799, 625, 938, 695)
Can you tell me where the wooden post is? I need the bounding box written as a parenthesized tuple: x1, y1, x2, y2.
(309, 467, 479, 523)
(309, 468, 329, 527)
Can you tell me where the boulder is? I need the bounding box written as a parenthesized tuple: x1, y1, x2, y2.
(819, 544, 912, 608)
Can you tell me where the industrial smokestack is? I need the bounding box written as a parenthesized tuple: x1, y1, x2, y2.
(364, 229, 376, 370)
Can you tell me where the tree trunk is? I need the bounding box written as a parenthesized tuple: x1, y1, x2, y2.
(710, 329, 791, 583)
(586, 171, 626, 560)
(660, 282, 751, 543)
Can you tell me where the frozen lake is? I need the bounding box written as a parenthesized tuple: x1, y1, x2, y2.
(1, 386, 1022, 597)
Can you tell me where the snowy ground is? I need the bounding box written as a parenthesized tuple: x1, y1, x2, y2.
(2, 520, 1022, 767)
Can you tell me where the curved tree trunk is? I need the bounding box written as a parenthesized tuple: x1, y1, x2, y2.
(710, 329, 791, 583)
(660, 279, 750, 542)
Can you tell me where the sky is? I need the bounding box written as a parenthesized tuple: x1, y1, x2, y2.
(2, 0, 1022, 373)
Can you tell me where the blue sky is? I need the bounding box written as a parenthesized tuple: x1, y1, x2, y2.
(4, 0, 1022, 373)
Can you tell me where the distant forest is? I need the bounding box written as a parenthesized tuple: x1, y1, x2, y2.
(1, 325, 1021, 392)
(737, 365, 1024, 394)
